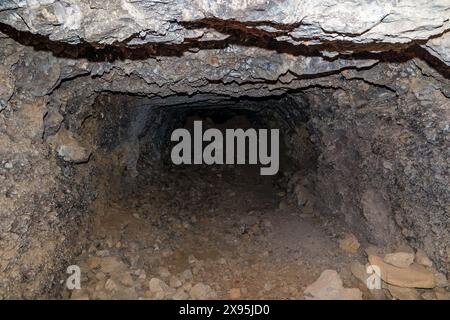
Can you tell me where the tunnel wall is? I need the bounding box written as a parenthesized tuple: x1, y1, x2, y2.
(0, 14, 449, 297)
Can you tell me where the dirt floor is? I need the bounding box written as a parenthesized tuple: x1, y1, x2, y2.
(60, 162, 380, 300)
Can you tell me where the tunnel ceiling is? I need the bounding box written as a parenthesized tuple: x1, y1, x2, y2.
(0, 0, 449, 109)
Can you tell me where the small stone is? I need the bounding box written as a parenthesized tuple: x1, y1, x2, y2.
(182, 269, 193, 280)
(433, 271, 448, 288)
(434, 288, 450, 300)
(338, 233, 360, 253)
(104, 279, 117, 291)
(278, 200, 288, 210)
(149, 278, 169, 293)
(350, 261, 368, 284)
(158, 267, 171, 278)
(183, 282, 192, 291)
(95, 272, 106, 281)
(171, 288, 189, 300)
(4, 162, 13, 169)
(188, 255, 198, 264)
(47, 128, 91, 163)
(384, 252, 415, 268)
(120, 273, 134, 286)
(229, 288, 241, 299)
(169, 276, 182, 288)
(190, 283, 215, 300)
(304, 270, 362, 300)
(70, 290, 89, 300)
(415, 249, 433, 267)
(421, 291, 437, 300)
(365, 245, 383, 257)
(87, 256, 101, 269)
(99, 256, 126, 273)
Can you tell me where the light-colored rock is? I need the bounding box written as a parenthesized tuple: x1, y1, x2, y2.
(385, 284, 421, 300)
(104, 278, 118, 291)
(99, 256, 127, 273)
(70, 289, 90, 300)
(47, 128, 91, 163)
(304, 270, 363, 300)
(169, 276, 183, 288)
(432, 271, 448, 288)
(149, 278, 169, 293)
(190, 283, 216, 300)
(368, 255, 435, 288)
(421, 291, 437, 300)
(171, 288, 189, 300)
(181, 269, 193, 280)
(415, 249, 433, 268)
(435, 288, 450, 300)
(338, 233, 360, 253)
(384, 252, 415, 268)
(229, 288, 241, 299)
(120, 273, 134, 286)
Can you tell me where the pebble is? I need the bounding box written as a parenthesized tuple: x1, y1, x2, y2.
(415, 249, 433, 267)
(169, 276, 183, 288)
(149, 278, 169, 293)
(338, 233, 360, 254)
(229, 288, 241, 299)
(189, 283, 216, 300)
(105, 279, 117, 291)
(384, 252, 415, 268)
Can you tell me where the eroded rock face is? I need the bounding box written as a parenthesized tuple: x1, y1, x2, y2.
(0, 1, 448, 298)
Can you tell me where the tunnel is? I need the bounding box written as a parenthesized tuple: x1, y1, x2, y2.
(0, 1, 449, 301)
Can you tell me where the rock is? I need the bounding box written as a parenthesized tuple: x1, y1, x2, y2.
(99, 256, 127, 273)
(434, 288, 450, 300)
(189, 283, 216, 300)
(384, 252, 415, 268)
(95, 272, 106, 281)
(415, 249, 433, 268)
(171, 288, 189, 300)
(368, 255, 435, 288)
(44, 110, 64, 136)
(47, 128, 91, 163)
(278, 200, 288, 210)
(364, 245, 384, 257)
(385, 284, 421, 300)
(87, 256, 101, 269)
(169, 276, 182, 288)
(70, 290, 90, 300)
(432, 271, 448, 288)
(350, 262, 368, 284)
(149, 278, 169, 293)
(304, 270, 363, 300)
(338, 233, 360, 253)
(158, 267, 171, 278)
(229, 288, 241, 299)
(104, 279, 117, 291)
(181, 269, 193, 280)
(120, 273, 134, 286)
(421, 291, 437, 300)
